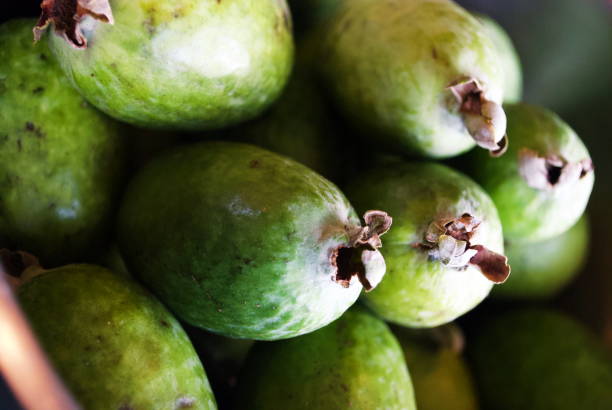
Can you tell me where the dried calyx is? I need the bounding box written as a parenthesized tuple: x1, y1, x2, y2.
(519, 148, 594, 191)
(34, 0, 114, 49)
(417, 213, 510, 283)
(0, 249, 44, 290)
(448, 77, 508, 157)
(332, 211, 392, 292)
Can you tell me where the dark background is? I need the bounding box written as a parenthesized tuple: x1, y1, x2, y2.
(1, 1, 610, 409)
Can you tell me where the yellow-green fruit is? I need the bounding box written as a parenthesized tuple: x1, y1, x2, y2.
(235, 308, 416, 409)
(394, 325, 479, 410)
(44, 0, 294, 129)
(18, 264, 217, 410)
(317, 0, 508, 158)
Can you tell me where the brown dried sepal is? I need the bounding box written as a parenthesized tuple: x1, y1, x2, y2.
(419, 213, 511, 283)
(332, 211, 392, 291)
(518, 148, 594, 191)
(448, 77, 508, 157)
(34, 0, 114, 49)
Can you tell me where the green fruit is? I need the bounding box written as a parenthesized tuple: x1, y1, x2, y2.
(17, 263, 217, 410)
(345, 159, 508, 327)
(393, 325, 479, 410)
(117, 142, 391, 340)
(468, 308, 612, 410)
(317, 0, 508, 158)
(0, 19, 126, 267)
(39, 0, 294, 129)
(469, 103, 594, 242)
(494, 216, 589, 300)
(235, 308, 416, 409)
(473, 13, 522, 104)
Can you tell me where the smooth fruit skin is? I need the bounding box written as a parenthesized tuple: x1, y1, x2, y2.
(18, 265, 217, 410)
(345, 160, 504, 327)
(317, 0, 506, 158)
(474, 13, 522, 103)
(49, 0, 294, 129)
(0, 19, 126, 267)
(235, 308, 416, 410)
(393, 327, 479, 410)
(469, 103, 594, 242)
(117, 142, 383, 340)
(494, 216, 589, 300)
(468, 308, 612, 410)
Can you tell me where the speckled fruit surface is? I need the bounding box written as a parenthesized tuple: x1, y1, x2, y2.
(0, 19, 126, 267)
(18, 264, 216, 410)
(117, 142, 389, 340)
(45, 0, 294, 129)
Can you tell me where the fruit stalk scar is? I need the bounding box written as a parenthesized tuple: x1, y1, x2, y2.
(0, 253, 79, 410)
(417, 213, 510, 283)
(332, 211, 392, 292)
(518, 148, 595, 191)
(34, 0, 114, 49)
(448, 77, 508, 157)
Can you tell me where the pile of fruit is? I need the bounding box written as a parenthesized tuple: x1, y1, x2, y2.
(1, 0, 610, 409)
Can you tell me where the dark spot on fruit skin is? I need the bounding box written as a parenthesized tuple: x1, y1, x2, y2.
(431, 47, 438, 59)
(33, 86, 44, 94)
(160, 320, 170, 328)
(16, 139, 22, 151)
(24, 122, 46, 138)
(249, 159, 260, 168)
(39, 54, 47, 61)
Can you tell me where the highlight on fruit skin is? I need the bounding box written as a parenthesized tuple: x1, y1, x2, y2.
(345, 158, 509, 328)
(117, 142, 392, 340)
(468, 102, 594, 243)
(33, 0, 294, 130)
(316, 0, 510, 158)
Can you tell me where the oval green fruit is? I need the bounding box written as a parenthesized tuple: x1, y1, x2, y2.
(117, 142, 391, 340)
(235, 308, 416, 410)
(317, 0, 508, 158)
(468, 308, 612, 410)
(345, 159, 508, 327)
(0, 19, 126, 267)
(494, 215, 589, 300)
(474, 13, 522, 104)
(17, 263, 217, 410)
(469, 103, 594, 242)
(38, 0, 294, 129)
(393, 325, 479, 410)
